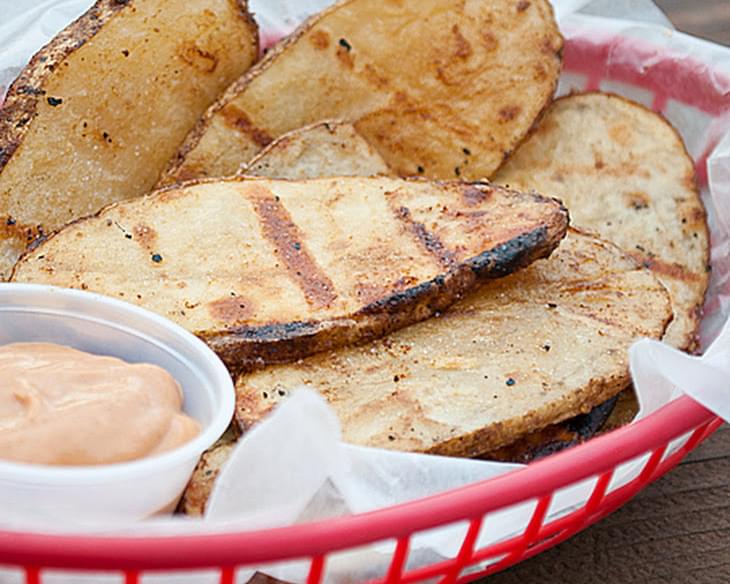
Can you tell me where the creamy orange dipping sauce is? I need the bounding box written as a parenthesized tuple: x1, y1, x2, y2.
(0, 343, 200, 465)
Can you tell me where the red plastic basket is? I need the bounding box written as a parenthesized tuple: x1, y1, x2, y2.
(1, 32, 728, 584)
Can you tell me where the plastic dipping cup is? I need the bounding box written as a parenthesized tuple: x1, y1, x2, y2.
(0, 283, 234, 524)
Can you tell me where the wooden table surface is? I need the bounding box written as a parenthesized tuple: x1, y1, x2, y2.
(491, 3, 729, 582)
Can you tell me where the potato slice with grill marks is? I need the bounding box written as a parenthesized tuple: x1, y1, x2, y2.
(13, 176, 568, 372)
(495, 92, 709, 350)
(160, 0, 562, 185)
(239, 121, 391, 179)
(0, 0, 259, 280)
(235, 230, 671, 456)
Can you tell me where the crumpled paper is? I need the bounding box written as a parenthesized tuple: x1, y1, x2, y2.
(1, 0, 730, 582)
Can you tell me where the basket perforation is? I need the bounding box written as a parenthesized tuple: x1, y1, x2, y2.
(454, 420, 724, 581)
(440, 517, 484, 584)
(585, 471, 613, 515)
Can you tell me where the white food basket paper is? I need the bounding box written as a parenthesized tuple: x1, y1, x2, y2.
(1, 0, 729, 582)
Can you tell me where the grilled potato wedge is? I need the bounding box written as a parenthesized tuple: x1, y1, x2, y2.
(182, 440, 237, 516)
(240, 121, 391, 179)
(181, 429, 239, 517)
(235, 230, 671, 456)
(0, 0, 259, 280)
(478, 394, 619, 463)
(161, 0, 562, 184)
(495, 92, 709, 350)
(13, 176, 568, 372)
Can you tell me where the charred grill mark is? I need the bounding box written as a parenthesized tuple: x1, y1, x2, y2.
(355, 276, 417, 305)
(220, 104, 273, 147)
(360, 227, 553, 316)
(357, 275, 449, 316)
(467, 226, 548, 278)
(559, 280, 617, 294)
(355, 281, 389, 305)
(482, 395, 618, 463)
(207, 319, 323, 342)
(462, 185, 490, 206)
(392, 205, 456, 269)
(247, 185, 338, 308)
(630, 253, 702, 283)
(201, 319, 334, 374)
(208, 295, 256, 325)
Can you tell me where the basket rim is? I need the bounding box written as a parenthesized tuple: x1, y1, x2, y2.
(1, 29, 729, 572)
(0, 396, 716, 571)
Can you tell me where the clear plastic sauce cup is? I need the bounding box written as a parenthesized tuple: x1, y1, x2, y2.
(0, 283, 234, 524)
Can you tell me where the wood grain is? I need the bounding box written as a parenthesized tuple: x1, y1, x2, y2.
(490, 425, 730, 583)
(655, 0, 730, 45)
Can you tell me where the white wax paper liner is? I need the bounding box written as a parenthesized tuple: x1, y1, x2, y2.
(1, 0, 730, 582)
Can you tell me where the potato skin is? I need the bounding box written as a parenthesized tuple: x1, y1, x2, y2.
(0, 0, 259, 280)
(161, 0, 562, 185)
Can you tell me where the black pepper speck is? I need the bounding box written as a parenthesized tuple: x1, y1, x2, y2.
(151, 253, 163, 263)
(47, 96, 63, 106)
(506, 377, 516, 386)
